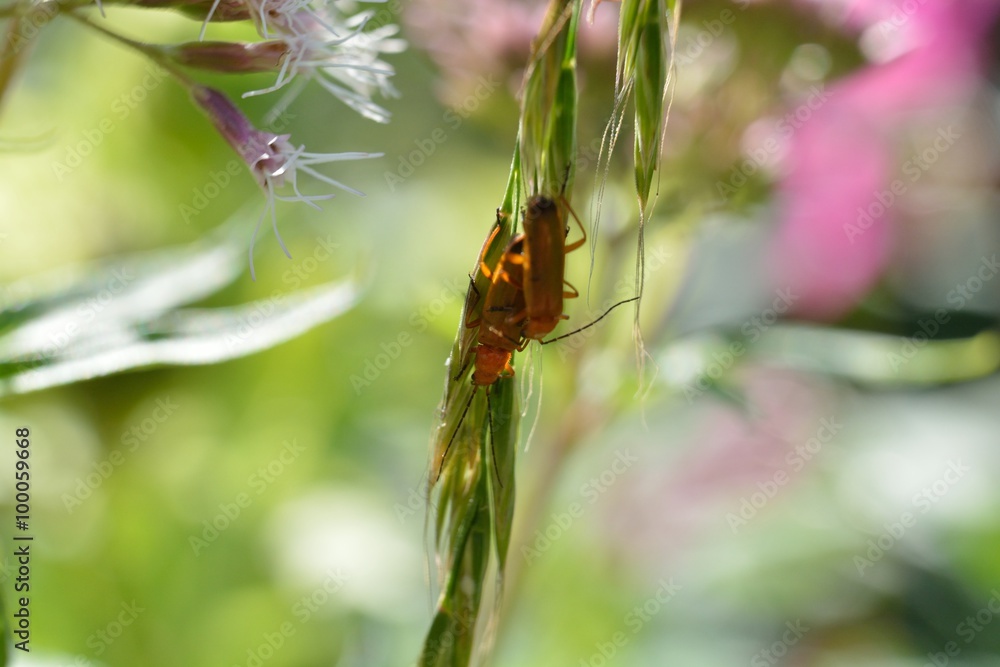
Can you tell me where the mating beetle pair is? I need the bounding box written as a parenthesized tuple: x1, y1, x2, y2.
(435, 195, 636, 479)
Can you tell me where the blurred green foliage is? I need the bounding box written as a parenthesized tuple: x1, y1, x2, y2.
(1, 1, 1000, 667)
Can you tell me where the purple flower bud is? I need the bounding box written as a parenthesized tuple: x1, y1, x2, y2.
(190, 85, 289, 188)
(167, 40, 289, 73)
(183, 0, 251, 22)
(126, 0, 251, 21)
(190, 85, 380, 279)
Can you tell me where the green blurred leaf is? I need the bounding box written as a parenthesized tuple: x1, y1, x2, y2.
(0, 219, 359, 396)
(0, 588, 8, 667)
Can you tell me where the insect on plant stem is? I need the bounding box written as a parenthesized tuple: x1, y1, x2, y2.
(505, 194, 587, 341)
(435, 235, 529, 487)
(435, 213, 638, 483)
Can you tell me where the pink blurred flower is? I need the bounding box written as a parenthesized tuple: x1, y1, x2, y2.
(771, 0, 1000, 319)
(602, 367, 837, 568)
(404, 0, 619, 105)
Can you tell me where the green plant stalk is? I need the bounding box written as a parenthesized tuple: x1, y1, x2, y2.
(485, 375, 518, 576)
(0, 10, 47, 113)
(423, 0, 582, 663)
(423, 147, 524, 667)
(500, 145, 522, 219)
(420, 467, 490, 667)
(632, 1, 665, 209)
(66, 12, 197, 86)
(518, 0, 581, 197)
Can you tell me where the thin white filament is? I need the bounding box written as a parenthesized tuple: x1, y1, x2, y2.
(198, 0, 222, 41)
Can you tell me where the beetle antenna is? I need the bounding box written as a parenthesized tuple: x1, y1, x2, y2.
(437, 388, 477, 479)
(486, 391, 503, 489)
(541, 296, 640, 345)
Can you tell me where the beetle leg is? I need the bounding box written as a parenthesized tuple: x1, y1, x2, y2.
(464, 275, 483, 328)
(561, 196, 587, 253)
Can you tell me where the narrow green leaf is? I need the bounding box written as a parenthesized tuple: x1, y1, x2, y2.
(483, 380, 516, 595)
(419, 458, 491, 667)
(518, 0, 581, 197)
(632, 0, 670, 211)
(499, 145, 523, 219)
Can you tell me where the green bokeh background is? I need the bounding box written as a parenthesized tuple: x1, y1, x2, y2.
(2, 2, 1000, 667)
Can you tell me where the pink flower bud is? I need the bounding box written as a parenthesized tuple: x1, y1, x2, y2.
(167, 40, 289, 73)
(190, 85, 380, 279)
(190, 85, 288, 187)
(174, 0, 251, 22)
